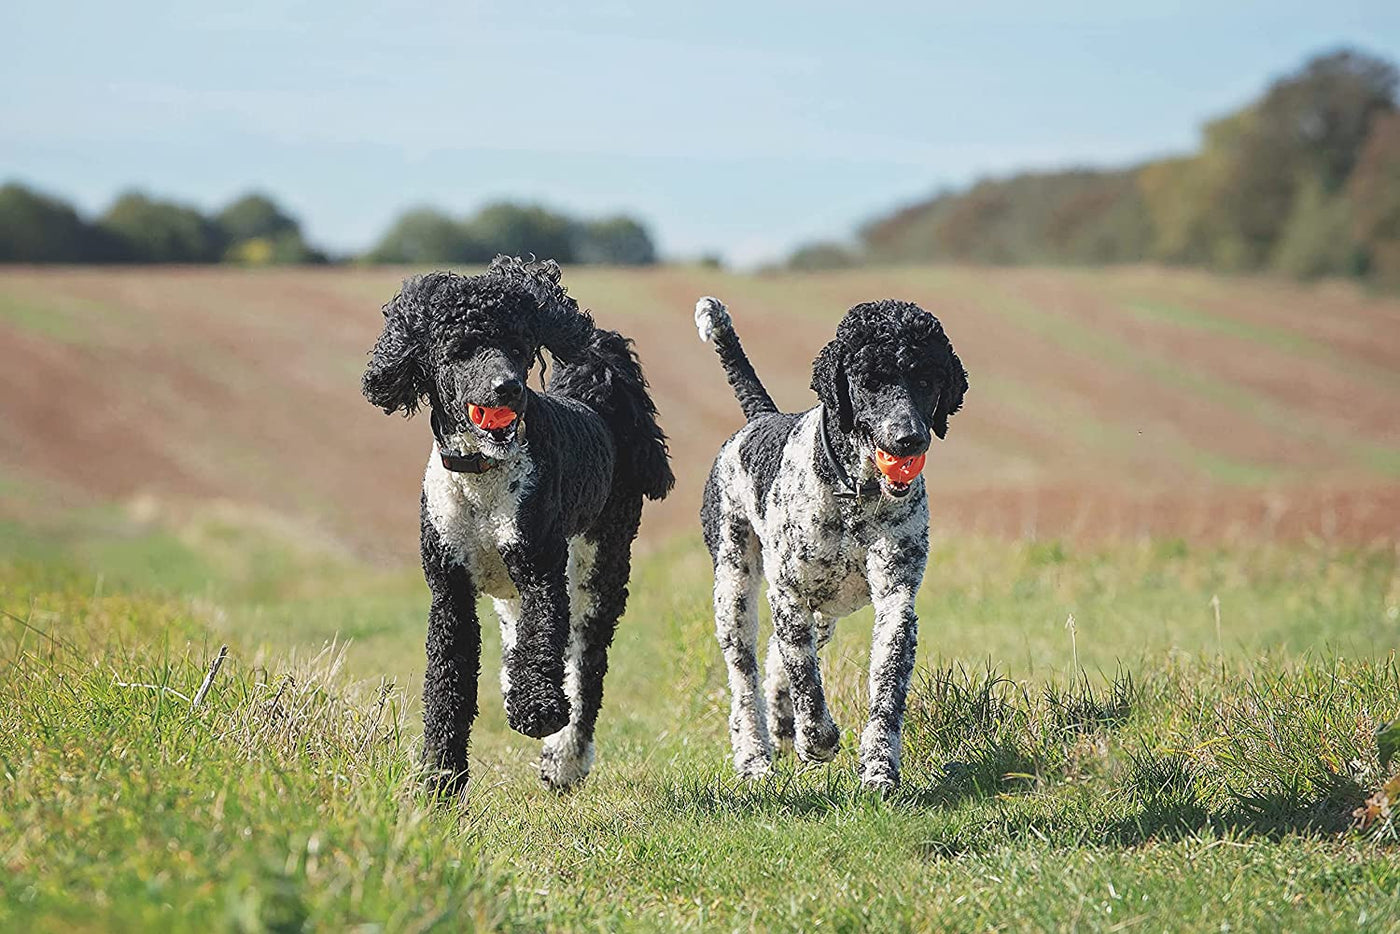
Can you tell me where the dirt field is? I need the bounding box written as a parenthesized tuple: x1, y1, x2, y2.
(2, 264, 1398, 558)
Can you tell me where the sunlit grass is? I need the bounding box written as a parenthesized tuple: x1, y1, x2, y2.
(2, 514, 1398, 930)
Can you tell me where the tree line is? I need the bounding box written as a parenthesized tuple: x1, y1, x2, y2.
(790, 48, 1400, 289)
(0, 187, 658, 267)
(365, 205, 655, 266)
(0, 188, 328, 265)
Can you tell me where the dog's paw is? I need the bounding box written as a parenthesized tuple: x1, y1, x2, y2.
(795, 719, 841, 764)
(695, 296, 730, 343)
(420, 762, 469, 801)
(506, 683, 572, 739)
(735, 751, 774, 781)
(859, 762, 900, 795)
(858, 725, 902, 793)
(539, 737, 594, 793)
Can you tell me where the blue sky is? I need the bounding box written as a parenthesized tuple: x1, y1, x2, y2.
(3, 2, 1399, 265)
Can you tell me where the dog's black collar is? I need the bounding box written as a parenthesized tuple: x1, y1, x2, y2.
(431, 409, 498, 474)
(819, 404, 879, 500)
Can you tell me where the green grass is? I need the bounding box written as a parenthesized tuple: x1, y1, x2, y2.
(0, 294, 87, 343)
(0, 286, 114, 344)
(2, 518, 1399, 931)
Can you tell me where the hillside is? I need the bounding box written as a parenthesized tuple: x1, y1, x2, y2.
(3, 265, 1400, 559)
(804, 50, 1400, 292)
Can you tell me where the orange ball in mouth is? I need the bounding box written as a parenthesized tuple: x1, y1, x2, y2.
(468, 404, 518, 431)
(874, 449, 926, 484)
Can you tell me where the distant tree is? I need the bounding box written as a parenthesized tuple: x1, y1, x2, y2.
(1045, 173, 1154, 264)
(1271, 178, 1363, 279)
(860, 171, 1154, 266)
(215, 193, 325, 265)
(787, 241, 859, 270)
(466, 203, 577, 263)
(850, 47, 1399, 284)
(1138, 156, 1214, 265)
(1192, 108, 1287, 271)
(1259, 49, 1398, 194)
(0, 183, 101, 262)
(216, 193, 300, 243)
(933, 181, 1016, 262)
(859, 191, 959, 264)
(1348, 111, 1400, 286)
(573, 216, 657, 265)
(98, 191, 223, 263)
(1143, 49, 1397, 273)
(225, 231, 327, 266)
(364, 203, 656, 266)
(367, 208, 488, 264)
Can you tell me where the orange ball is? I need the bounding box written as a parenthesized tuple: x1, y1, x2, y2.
(874, 450, 926, 483)
(468, 405, 518, 430)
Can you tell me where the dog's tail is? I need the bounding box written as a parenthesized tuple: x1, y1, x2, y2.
(693, 297, 778, 421)
(550, 328, 675, 502)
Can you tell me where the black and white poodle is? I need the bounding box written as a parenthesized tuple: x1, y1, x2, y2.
(363, 256, 673, 794)
(694, 295, 967, 791)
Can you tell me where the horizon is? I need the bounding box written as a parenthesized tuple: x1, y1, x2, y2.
(4, 2, 1399, 267)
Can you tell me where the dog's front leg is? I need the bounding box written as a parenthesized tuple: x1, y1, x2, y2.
(769, 589, 841, 764)
(500, 539, 572, 738)
(420, 503, 482, 797)
(860, 531, 928, 792)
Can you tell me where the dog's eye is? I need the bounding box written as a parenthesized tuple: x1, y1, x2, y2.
(917, 378, 930, 389)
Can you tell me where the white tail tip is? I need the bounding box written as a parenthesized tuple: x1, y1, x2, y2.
(695, 296, 730, 343)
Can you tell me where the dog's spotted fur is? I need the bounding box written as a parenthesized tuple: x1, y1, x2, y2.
(696, 296, 967, 791)
(364, 257, 672, 796)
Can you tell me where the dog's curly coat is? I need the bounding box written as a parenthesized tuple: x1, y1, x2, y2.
(695, 295, 967, 791)
(363, 256, 673, 794)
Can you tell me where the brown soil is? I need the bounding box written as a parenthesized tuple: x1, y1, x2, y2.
(2, 265, 1397, 561)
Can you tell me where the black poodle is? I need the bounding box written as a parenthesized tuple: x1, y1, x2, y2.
(363, 256, 673, 794)
(694, 295, 966, 791)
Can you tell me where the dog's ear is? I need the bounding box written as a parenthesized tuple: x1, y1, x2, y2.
(812, 339, 854, 433)
(932, 345, 968, 440)
(362, 282, 428, 416)
(490, 255, 595, 363)
(533, 294, 596, 364)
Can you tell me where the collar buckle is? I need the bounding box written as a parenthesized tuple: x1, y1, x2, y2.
(431, 409, 498, 474)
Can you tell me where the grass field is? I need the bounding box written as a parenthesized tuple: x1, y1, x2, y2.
(3, 520, 1398, 931)
(2, 265, 1399, 931)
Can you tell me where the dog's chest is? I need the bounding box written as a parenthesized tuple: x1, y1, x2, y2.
(762, 471, 929, 617)
(422, 448, 533, 598)
(761, 500, 878, 616)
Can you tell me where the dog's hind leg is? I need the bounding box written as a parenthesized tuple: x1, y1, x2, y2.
(762, 634, 793, 757)
(492, 596, 521, 700)
(539, 499, 643, 791)
(764, 611, 836, 758)
(712, 519, 772, 778)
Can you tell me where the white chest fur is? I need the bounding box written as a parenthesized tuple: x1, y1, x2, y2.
(422, 443, 535, 598)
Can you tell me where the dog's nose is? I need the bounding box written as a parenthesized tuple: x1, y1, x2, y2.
(881, 419, 930, 457)
(492, 377, 523, 406)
